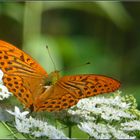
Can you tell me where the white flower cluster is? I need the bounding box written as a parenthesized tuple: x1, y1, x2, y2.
(0, 70, 12, 100)
(67, 91, 140, 139)
(77, 93, 134, 120)
(78, 122, 135, 139)
(7, 106, 68, 139)
(68, 91, 135, 123)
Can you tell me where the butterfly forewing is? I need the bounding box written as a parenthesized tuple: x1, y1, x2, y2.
(0, 40, 48, 108)
(34, 74, 120, 112)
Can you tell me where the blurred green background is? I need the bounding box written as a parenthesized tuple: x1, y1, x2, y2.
(0, 2, 140, 107)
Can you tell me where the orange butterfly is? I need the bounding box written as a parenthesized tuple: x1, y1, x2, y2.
(0, 40, 120, 112)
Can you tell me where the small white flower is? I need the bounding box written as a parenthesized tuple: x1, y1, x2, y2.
(78, 122, 112, 139)
(78, 122, 94, 136)
(7, 106, 29, 119)
(0, 69, 12, 100)
(44, 125, 68, 139)
(0, 84, 12, 100)
(100, 106, 135, 121)
(108, 125, 136, 139)
(68, 109, 95, 123)
(0, 70, 4, 84)
(15, 118, 31, 133)
(121, 120, 140, 131)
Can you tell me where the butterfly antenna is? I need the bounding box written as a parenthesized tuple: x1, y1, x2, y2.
(59, 62, 90, 72)
(46, 45, 57, 71)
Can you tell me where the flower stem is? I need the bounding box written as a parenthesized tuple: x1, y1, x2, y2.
(68, 125, 72, 138)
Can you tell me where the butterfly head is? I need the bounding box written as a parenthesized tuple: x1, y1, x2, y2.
(45, 70, 60, 86)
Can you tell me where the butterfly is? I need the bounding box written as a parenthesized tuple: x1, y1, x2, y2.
(0, 40, 120, 112)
